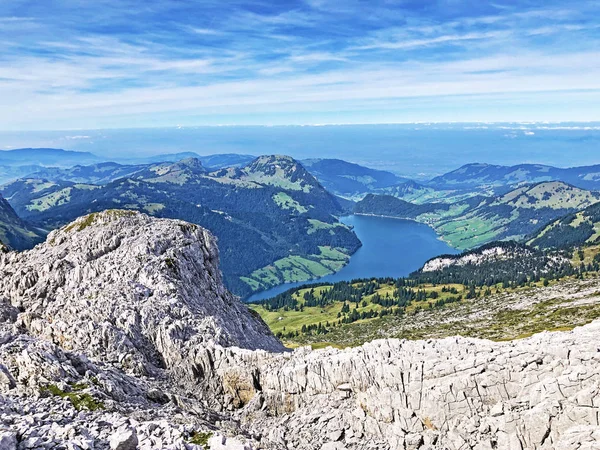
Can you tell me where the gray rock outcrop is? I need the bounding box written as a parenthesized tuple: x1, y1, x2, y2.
(0, 210, 599, 449)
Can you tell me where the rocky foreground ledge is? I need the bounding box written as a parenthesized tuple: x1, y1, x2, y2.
(0, 210, 599, 450)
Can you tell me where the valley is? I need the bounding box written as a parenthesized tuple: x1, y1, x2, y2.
(251, 241, 595, 348)
(2, 147, 600, 301)
(246, 214, 458, 301)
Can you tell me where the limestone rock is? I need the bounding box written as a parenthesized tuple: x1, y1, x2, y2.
(109, 427, 138, 450)
(0, 431, 17, 450)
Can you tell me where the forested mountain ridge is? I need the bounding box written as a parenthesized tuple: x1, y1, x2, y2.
(0, 155, 360, 297)
(419, 241, 537, 272)
(301, 158, 408, 198)
(529, 201, 600, 250)
(353, 193, 450, 218)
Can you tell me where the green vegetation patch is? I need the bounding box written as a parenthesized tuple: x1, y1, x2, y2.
(241, 248, 350, 293)
(189, 431, 213, 447)
(41, 383, 105, 411)
(63, 210, 137, 233)
(273, 192, 308, 213)
(27, 187, 73, 212)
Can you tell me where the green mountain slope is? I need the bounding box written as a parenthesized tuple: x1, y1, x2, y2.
(0, 194, 43, 250)
(433, 181, 600, 249)
(301, 158, 407, 198)
(354, 181, 600, 249)
(1, 156, 360, 297)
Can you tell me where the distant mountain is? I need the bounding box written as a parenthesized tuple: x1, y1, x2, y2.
(0, 194, 43, 250)
(28, 162, 151, 184)
(127, 152, 202, 164)
(0, 148, 102, 184)
(25, 154, 257, 185)
(529, 202, 600, 250)
(433, 181, 600, 249)
(239, 155, 324, 192)
(129, 152, 256, 169)
(1, 155, 360, 297)
(301, 158, 408, 198)
(131, 157, 209, 183)
(429, 162, 600, 191)
(0, 148, 100, 166)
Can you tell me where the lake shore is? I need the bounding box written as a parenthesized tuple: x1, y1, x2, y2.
(245, 214, 459, 302)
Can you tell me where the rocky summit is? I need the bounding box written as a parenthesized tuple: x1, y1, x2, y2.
(1, 210, 600, 450)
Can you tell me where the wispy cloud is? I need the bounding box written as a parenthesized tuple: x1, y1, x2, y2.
(0, 0, 599, 129)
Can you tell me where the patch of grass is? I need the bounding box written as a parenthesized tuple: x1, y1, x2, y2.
(272, 192, 308, 213)
(242, 250, 351, 292)
(41, 383, 105, 411)
(64, 210, 137, 233)
(189, 431, 213, 447)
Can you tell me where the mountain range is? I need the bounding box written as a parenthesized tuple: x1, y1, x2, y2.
(3, 147, 600, 289)
(1, 155, 360, 297)
(428, 162, 600, 191)
(0, 148, 256, 184)
(301, 158, 408, 198)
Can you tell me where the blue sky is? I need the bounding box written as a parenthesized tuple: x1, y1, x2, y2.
(1, 0, 600, 129)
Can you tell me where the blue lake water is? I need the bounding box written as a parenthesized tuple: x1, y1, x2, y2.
(245, 214, 459, 302)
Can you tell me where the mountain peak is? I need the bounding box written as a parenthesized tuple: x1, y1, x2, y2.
(241, 154, 321, 191)
(246, 154, 297, 169)
(169, 157, 206, 172)
(141, 157, 208, 184)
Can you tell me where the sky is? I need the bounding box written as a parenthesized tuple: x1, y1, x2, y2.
(1, 0, 600, 130)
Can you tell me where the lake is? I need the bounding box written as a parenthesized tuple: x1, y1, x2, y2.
(245, 214, 459, 302)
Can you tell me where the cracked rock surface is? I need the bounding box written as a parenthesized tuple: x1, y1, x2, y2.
(0, 210, 599, 449)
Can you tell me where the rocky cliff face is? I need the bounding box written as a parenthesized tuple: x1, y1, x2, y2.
(0, 210, 283, 372)
(1, 210, 599, 450)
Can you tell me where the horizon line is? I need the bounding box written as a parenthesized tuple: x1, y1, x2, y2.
(2, 120, 600, 133)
